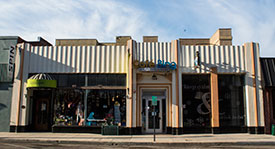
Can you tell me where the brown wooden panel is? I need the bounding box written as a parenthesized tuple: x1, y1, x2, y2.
(210, 67, 219, 127)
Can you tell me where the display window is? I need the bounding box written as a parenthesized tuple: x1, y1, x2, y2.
(272, 90, 275, 120)
(54, 89, 84, 126)
(50, 74, 126, 87)
(88, 74, 126, 86)
(86, 89, 126, 126)
(51, 74, 85, 87)
(218, 75, 245, 127)
(50, 74, 127, 127)
(182, 74, 211, 127)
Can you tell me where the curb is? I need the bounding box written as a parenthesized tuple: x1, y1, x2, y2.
(1, 138, 275, 147)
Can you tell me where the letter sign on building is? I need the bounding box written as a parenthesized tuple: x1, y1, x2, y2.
(8, 46, 15, 80)
(133, 59, 177, 72)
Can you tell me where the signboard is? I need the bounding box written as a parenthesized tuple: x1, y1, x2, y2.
(8, 46, 15, 80)
(27, 79, 57, 88)
(152, 96, 157, 106)
(134, 59, 177, 72)
(138, 67, 170, 72)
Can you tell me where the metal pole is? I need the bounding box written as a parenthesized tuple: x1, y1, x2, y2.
(84, 74, 88, 126)
(153, 105, 156, 142)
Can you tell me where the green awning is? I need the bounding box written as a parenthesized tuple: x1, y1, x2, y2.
(27, 73, 57, 88)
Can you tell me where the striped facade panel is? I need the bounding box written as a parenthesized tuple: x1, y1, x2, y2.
(27, 46, 127, 73)
(135, 42, 173, 63)
(179, 45, 245, 73)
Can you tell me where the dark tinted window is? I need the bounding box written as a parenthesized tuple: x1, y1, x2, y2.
(88, 74, 126, 86)
(86, 89, 126, 126)
(50, 74, 85, 87)
(54, 89, 84, 126)
(182, 75, 211, 127)
(218, 75, 245, 127)
(40, 74, 126, 87)
(272, 90, 275, 119)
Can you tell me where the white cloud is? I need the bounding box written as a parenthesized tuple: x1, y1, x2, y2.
(149, 0, 275, 56)
(205, 0, 275, 56)
(0, 0, 165, 44)
(174, 0, 275, 56)
(0, 0, 274, 56)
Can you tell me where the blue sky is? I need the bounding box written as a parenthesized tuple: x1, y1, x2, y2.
(0, 0, 274, 56)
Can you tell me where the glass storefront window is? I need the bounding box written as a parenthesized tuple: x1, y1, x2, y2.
(182, 75, 211, 127)
(58, 74, 68, 87)
(88, 74, 126, 86)
(42, 74, 126, 87)
(46, 73, 127, 127)
(86, 89, 126, 126)
(54, 89, 84, 126)
(273, 90, 275, 119)
(50, 74, 85, 87)
(218, 75, 245, 127)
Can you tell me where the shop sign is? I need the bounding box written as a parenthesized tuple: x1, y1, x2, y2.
(8, 46, 15, 79)
(27, 79, 57, 88)
(134, 59, 177, 72)
(152, 96, 157, 106)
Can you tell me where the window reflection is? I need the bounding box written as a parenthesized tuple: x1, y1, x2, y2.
(54, 89, 84, 126)
(86, 90, 126, 126)
(182, 75, 211, 127)
(218, 75, 245, 127)
(48, 74, 126, 87)
(43, 73, 127, 127)
(273, 90, 275, 119)
(88, 74, 126, 86)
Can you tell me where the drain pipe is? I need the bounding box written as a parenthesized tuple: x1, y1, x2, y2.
(16, 43, 25, 132)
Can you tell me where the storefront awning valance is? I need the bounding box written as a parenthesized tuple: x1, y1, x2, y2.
(27, 73, 57, 88)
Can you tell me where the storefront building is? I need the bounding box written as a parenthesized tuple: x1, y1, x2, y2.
(260, 58, 275, 134)
(0, 36, 51, 132)
(0, 36, 20, 132)
(9, 28, 265, 134)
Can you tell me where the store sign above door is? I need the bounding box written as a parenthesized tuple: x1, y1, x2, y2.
(134, 60, 177, 72)
(27, 79, 57, 88)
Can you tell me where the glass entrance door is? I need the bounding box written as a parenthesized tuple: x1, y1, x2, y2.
(145, 98, 162, 133)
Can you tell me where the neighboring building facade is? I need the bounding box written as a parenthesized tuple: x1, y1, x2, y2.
(0, 36, 51, 132)
(0, 36, 20, 132)
(260, 58, 275, 134)
(8, 29, 265, 134)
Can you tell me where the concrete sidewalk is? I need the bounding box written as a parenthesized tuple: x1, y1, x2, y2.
(0, 133, 275, 146)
